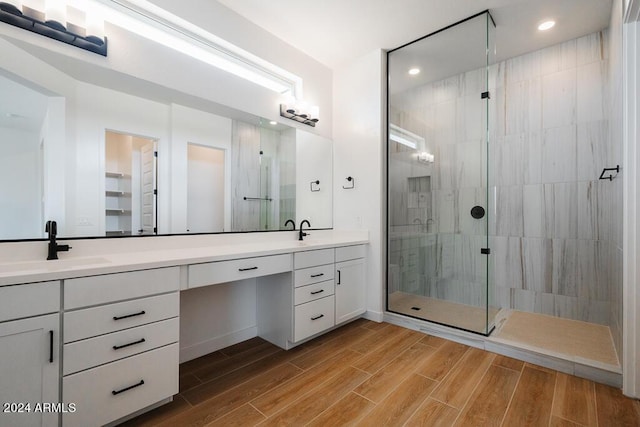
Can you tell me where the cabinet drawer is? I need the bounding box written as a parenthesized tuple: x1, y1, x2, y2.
(64, 293, 179, 343)
(294, 296, 335, 342)
(188, 254, 291, 288)
(294, 248, 334, 270)
(64, 317, 179, 375)
(294, 280, 335, 305)
(63, 343, 178, 427)
(65, 267, 180, 310)
(294, 264, 335, 288)
(336, 245, 366, 263)
(0, 281, 59, 322)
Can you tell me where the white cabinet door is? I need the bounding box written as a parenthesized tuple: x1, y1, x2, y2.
(335, 258, 366, 325)
(0, 314, 59, 427)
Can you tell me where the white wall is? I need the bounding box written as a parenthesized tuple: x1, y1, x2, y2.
(42, 98, 67, 236)
(623, 0, 640, 399)
(296, 130, 333, 228)
(333, 50, 385, 320)
(0, 127, 42, 238)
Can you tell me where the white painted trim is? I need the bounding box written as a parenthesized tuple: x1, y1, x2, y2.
(623, 16, 640, 398)
(364, 310, 384, 322)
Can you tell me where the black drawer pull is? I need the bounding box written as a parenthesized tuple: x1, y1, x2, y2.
(311, 314, 324, 321)
(112, 379, 145, 395)
(310, 290, 324, 295)
(113, 310, 146, 321)
(113, 338, 146, 350)
(310, 273, 324, 278)
(239, 266, 258, 272)
(48, 330, 54, 363)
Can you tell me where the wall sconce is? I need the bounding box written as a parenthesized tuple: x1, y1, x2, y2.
(0, 1, 107, 56)
(280, 102, 319, 127)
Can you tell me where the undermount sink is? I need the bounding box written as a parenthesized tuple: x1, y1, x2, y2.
(0, 257, 111, 274)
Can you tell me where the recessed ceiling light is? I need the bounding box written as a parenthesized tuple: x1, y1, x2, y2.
(408, 68, 420, 76)
(269, 120, 277, 125)
(538, 20, 555, 31)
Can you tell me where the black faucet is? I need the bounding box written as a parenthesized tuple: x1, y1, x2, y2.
(299, 219, 311, 241)
(45, 220, 71, 260)
(284, 219, 295, 230)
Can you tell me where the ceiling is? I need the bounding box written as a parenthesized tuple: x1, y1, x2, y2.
(217, 0, 613, 70)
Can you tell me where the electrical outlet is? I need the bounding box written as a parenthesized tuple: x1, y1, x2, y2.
(77, 217, 92, 226)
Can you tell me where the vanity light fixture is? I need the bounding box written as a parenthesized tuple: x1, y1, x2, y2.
(408, 67, 420, 75)
(279, 100, 319, 127)
(0, 1, 107, 55)
(418, 152, 435, 164)
(538, 20, 555, 31)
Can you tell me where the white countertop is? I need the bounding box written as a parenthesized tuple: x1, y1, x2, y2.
(0, 230, 369, 286)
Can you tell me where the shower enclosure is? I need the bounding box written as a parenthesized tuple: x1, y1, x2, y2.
(387, 11, 497, 335)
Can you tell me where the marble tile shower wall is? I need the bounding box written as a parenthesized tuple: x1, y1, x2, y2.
(389, 30, 621, 326)
(490, 30, 617, 326)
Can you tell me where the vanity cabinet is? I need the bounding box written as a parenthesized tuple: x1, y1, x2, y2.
(257, 245, 366, 349)
(292, 249, 336, 343)
(62, 267, 180, 427)
(335, 245, 367, 325)
(0, 281, 60, 427)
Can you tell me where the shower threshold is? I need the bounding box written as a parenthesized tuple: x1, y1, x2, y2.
(388, 291, 500, 335)
(491, 310, 620, 369)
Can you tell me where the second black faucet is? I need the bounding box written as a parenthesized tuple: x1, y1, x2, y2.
(45, 220, 72, 260)
(299, 220, 311, 241)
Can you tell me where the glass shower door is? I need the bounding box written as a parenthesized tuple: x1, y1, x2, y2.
(387, 11, 496, 335)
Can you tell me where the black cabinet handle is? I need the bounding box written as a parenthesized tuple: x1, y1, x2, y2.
(337, 270, 341, 285)
(48, 330, 53, 363)
(112, 380, 145, 395)
(113, 310, 146, 321)
(310, 289, 324, 295)
(310, 273, 324, 278)
(311, 314, 324, 321)
(239, 266, 258, 272)
(113, 338, 146, 350)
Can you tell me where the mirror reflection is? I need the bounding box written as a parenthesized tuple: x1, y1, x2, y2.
(0, 41, 332, 241)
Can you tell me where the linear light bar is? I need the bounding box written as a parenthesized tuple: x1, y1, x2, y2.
(389, 123, 424, 149)
(74, 0, 303, 96)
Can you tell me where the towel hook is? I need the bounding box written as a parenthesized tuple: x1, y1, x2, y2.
(310, 180, 320, 192)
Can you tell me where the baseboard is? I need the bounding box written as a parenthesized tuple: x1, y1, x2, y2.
(179, 326, 257, 363)
(364, 310, 384, 322)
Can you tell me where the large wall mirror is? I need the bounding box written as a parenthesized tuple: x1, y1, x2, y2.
(0, 37, 333, 241)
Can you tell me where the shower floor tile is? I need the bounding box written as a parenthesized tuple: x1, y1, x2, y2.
(491, 310, 620, 369)
(388, 291, 499, 334)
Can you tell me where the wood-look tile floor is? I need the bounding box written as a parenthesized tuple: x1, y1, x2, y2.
(120, 319, 640, 427)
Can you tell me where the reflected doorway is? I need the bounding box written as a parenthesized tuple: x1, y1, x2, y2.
(187, 143, 225, 233)
(105, 130, 157, 236)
